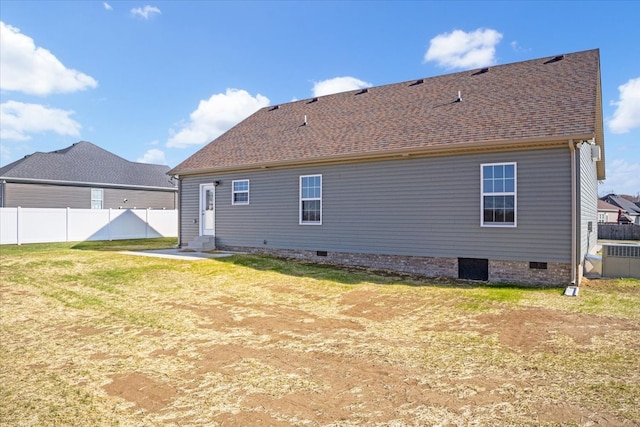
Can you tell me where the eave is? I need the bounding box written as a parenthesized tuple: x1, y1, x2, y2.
(170, 134, 596, 178)
(594, 61, 606, 180)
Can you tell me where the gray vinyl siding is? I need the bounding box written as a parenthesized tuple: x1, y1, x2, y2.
(179, 179, 201, 242)
(180, 147, 572, 262)
(577, 143, 599, 260)
(103, 188, 176, 209)
(4, 183, 89, 208)
(3, 182, 176, 209)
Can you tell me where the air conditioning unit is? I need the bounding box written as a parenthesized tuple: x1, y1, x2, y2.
(602, 243, 640, 279)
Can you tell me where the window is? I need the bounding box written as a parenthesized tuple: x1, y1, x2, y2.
(91, 188, 103, 209)
(481, 163, 516, 227)
(598, 212, 606, 223)
(300, 175, 322, 225)
(232, 180, 250, 205)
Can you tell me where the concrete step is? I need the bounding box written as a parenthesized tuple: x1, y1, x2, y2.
(186, 235, 216, 251)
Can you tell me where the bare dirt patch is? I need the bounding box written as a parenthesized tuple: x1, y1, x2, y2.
(103, 372, 177, 412)
(474, 307, 637, 350)
(339, 289, 429, 322)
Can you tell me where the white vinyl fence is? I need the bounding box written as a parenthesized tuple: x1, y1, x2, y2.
(0, 208, 177, 245)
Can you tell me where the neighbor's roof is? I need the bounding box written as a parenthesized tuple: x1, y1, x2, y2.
(0, 141, 176, 190)
(602, 194, 640, 215)
(598, 199, 623, 212)
(170, 49, 604, 179)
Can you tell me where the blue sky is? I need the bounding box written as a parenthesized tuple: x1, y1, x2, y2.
(1, 1, 639, 195)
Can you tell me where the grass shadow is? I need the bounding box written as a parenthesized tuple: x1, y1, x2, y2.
(216, 253, 563, 293)
(71, 238, 178, 252)
(12, 238, 564, 294)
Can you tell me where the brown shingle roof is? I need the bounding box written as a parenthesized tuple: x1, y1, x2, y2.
(598, 199, 622, 212)
(170, 49, 604, 177)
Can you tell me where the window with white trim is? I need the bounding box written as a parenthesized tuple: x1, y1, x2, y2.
(300, 175, 322, 225)
(91, 188, 103, 209)
(481, 163, 516, 227)
(232, 180, 250, 205)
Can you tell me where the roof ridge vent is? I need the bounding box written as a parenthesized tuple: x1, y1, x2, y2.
(269, 105, 280, 111)
(356, 88, 369, 95)
(307, 97, 318, 104)
(544, 55, 565, 64)
(409, 78, 424, 86)
(472, 67, 489, 76)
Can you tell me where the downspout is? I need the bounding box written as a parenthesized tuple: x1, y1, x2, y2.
(176, 176, 182, 248)
(568, 140, 578, 285)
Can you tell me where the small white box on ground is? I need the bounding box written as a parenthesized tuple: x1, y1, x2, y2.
(564, 286, 579, 297)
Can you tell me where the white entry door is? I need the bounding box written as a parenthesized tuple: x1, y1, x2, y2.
(200, 184, 216, 236)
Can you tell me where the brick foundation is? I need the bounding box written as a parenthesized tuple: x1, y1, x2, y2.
(489, 259, 571, 286)
(218, 245, 570, 287)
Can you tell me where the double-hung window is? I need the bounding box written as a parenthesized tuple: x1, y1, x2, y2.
(481, 163, 516, 227)
(91, 188, 103, 209)
(232, 180, 249, 205)
(300, 175, 322, 225)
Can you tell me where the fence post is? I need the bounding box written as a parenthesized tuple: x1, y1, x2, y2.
(66, 207, 70, 242)
(16, 206, 21, 245)
(108, 208, 112, 241)
(145, 208, 149, 238)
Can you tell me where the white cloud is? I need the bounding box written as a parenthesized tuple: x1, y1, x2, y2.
(0, 100, 81, 141)
(0, 21, 98, 96)
(602, 158, 640, 196)
(131, 5, 161, 20)
(608, 77, 640, 134)
(510, 40, 529, 53)
(137, 148, 166, 165)
(0, 143, 12, 166)
(167, 89, 269, 148)
(103, 2, 113, 11)
(424, 28, 503, 70)
(312, 77, 372, 97)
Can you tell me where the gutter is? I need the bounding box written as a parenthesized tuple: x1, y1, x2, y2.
(0, 177, 177, 191)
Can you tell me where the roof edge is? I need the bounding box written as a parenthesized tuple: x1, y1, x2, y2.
(171, 134, 593, 177)
(0, 177, 177, 191)
(594, 53, 606, 180)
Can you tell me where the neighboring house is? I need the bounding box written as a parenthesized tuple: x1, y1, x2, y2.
(600, 194, 640, 225)
(597, 199, 629, 223)
(0, 141, 177, 209)
(169, 49, 604, 286)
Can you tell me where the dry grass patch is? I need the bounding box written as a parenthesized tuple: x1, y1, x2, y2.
(1, 240, 639, 426)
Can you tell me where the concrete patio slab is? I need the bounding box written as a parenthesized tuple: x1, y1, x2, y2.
(119, 249, 238, 261)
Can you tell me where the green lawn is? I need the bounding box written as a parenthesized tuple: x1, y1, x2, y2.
(1, 239, 639, 426)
